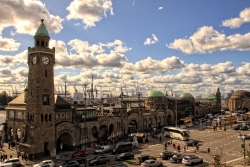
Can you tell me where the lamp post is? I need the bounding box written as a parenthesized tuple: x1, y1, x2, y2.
(173, 91, 179, 127)
(242, 99, 250, 112)
(83, 83, 88, 167)
(153, 127, 156, 145)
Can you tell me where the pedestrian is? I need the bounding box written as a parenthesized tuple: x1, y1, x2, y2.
(196, 145, 199, 152)
(207, 148, 210, 154)
(10, 155, 12, 159)
(159, 135, 162, 142)
(177, 145, 180, 152)
(21, 151, 24, 161)
(8, 142, 10, 149)
(184, 145, 186, 152)
(164, 142, 168, 151)
(173, 143, 175, 149)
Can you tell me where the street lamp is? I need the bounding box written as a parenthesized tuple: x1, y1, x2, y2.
(173, 91, 179, 127)
(153, 127, 156, 145)
(82, 83, 88, 167)
(242, 99, 250, 112)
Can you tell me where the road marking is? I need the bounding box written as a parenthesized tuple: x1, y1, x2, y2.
(148, 144, 162, 147)
(227, 156, 245, 163)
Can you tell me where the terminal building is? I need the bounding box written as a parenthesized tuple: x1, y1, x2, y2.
(1, 20, 223, 158)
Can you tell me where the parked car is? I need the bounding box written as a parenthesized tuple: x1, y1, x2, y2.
(140, 159, 163, 167)
(94, 145, 111, 154)
(72, 150, 88, 157)
(187, 139, 199, 146)
(170, 154, 185, 163)
(159, 151, 175, 160)
(3, 158, 21, 167)
(182, 155, 203, 166)
(59, 161, 79, 167)
(65, 157, 85, 164)
(137, 155, 156, 164)
(233, 125, 241, 130)
(88, 155, 110, 166)
(34, 160, 55, 167)
(115, 152, 134, 161)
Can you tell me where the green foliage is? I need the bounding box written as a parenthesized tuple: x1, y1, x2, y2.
(208, 148, 233, 167)
(0, 91, 14, 105)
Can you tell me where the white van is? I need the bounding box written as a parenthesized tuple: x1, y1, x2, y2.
(0, 163, 13, 167)
(94, 145, 111, 154)
(3, 158, 21, 167)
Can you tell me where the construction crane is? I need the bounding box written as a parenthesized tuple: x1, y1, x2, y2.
(74, 85, 78, 93)
(94, 85, 98, 98)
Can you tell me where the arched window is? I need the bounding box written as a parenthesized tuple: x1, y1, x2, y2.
(41, 41, 44, 46)
(45, 114, 48, 120)
(49, 114, 51, 121)
(36, 41, 39, 46)
(46, 42, 48, 47)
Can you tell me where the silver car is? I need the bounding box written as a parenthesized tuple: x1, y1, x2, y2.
(140, 159, 163, 167)
(182, 155, 203, 165)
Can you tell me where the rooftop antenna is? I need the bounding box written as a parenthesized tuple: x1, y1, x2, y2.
(64, 81, 67, 98)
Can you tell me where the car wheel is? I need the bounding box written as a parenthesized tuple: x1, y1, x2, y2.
(120, 158, 123, 161)
(98, 152, 101, 154)
(94, 163, 97, 166)
(192, 143, 194, 146)
(191, 162, 194, 165)
(130, 156, 133, 159)
(200, 159, 203, 163)
(159, 163, 163, 167)
(81, 160, 84, 164)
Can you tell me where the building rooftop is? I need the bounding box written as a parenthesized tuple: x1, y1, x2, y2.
(35, 19, 49, 37)
(147, 91, 165, 97)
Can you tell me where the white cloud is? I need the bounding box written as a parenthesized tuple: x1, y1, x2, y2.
(222, 7, 250, 28)
(0, 0, 63, 36)
(167, 26, 250, 54)
(236, 63, 250, 76)
(144, 34, 159, 45)
(0, 36, 20, 51)
(66, 0, 114, 29)
(158, 7, 163, 10)
(0, 50, 27, 65)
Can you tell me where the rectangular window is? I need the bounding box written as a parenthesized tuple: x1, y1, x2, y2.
(61, 114, 65, 118)
(9, 111, 14, 118)
(17, 112, 22, 119)
(66, 113, 70, 118)
(42, 94, 50, 105)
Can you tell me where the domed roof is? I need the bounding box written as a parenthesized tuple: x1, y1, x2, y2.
(179, 92, 194, 98)
(147, 91, 165, 97)
(35, 19, 49, 37)
(207, 93, 217, 101)
(231, 90, 250, 98)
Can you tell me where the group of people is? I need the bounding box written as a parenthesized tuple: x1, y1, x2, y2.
(0, 153, 10, 162)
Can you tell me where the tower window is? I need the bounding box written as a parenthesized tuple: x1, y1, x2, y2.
(46, 42, 48, 47)
(49, 114, 51, 121)
(42, 94, 50, 105)
(41, 115, 43, 122)
(37, 41, 39, 46)
(45, 70, 47, 77)
(41, 41, 44, 46)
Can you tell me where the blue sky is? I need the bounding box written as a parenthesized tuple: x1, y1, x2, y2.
(0, 0, 250, 98)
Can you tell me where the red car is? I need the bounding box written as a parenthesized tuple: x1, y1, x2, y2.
(72, 150, 88, 157)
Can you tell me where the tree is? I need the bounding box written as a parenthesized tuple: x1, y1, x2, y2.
(208, 148, 233, 167)
(0, 91, 15, 105)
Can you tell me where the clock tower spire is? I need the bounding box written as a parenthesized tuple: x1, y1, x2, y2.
(25, 19, 56, 156)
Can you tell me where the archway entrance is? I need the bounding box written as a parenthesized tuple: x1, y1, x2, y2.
(92, 126, 98, 139)
(167, 114, 173, 125)
(56, 132, 73, 152)
(144, 119, 147, 130)
(128, 120, 138, 134)
(109, 124, 114, 136)
(148, 118, 152, 129)
(99, 125, 108, 140)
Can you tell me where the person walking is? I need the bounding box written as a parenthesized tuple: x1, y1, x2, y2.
(207, 148, 210, 154)
(196, 145, 199, 152)
(177, 145, 181, 152)
(164, 142, 168, 151)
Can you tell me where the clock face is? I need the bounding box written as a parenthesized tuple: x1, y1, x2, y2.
(42, 56, 49, 65)
(32, 56, 37, 64)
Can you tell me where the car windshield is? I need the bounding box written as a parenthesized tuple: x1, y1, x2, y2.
(120, 153, 125, 156)
(183, 131, 190, 137)
(173, 155, 178, 158)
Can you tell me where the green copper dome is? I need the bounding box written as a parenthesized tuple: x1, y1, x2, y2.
(148, 91, 165, 97)
(207, 93, 217, 101)
(179, 92, 194, 98)
(35, 19, 49, 37)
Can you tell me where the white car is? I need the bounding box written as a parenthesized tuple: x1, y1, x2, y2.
(34, 160, 55, 167)
(182, 155, 203, 165)
(140, 159, 163, 167)
(3, 158, 21, 166)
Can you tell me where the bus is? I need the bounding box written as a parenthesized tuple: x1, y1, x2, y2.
(224, 115, 237, 124)
(179, 117, 193, 128)
(112, 142, 133, 154)
(162, 126, 190, 140)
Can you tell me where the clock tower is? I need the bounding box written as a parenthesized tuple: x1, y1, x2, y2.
(25, 19, 55, 156)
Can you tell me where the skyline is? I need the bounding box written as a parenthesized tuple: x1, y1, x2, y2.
(0, 0, 250, 98)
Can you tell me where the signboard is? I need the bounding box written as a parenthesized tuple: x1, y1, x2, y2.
(50, 148, 56, 157)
